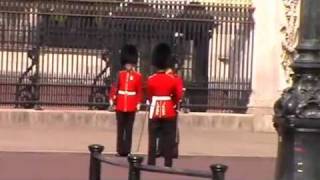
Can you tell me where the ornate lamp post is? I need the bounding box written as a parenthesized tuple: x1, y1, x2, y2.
(274, 1, 320, 180)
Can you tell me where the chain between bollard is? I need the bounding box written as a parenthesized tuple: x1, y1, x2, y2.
(88, 144, 228, 180)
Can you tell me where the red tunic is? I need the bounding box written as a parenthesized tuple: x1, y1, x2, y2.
(109, 70, 143, 112)
(147, 71, 183, 119)
(167, 72, 185, 109)
(167, 72, 185, 96)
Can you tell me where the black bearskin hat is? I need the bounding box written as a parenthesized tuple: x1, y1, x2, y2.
(120, 44, 138, 66)
(152, 43, 172, 69)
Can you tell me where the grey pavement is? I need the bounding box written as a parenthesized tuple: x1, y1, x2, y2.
(0, 109, 278, 157)
(0, 109, 278, 180)
(0, 152, 276, 180)
(0, 127, 277, 157)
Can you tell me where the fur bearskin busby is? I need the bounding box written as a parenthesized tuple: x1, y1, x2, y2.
(152, 43, 172, 69)
(120, 44, 138, 66)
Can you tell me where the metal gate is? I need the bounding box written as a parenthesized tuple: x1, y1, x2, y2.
(0, 0, 254, 112)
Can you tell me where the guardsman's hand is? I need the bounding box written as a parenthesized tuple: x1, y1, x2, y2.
(109, 100, 114, 107)
(108, 100, 115, 112)
(136, 103, 141, 111)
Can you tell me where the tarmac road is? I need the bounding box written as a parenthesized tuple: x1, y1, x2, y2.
(0, 152, 275, 180)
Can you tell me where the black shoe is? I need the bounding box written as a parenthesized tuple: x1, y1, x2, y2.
(147, 161, 156, 166)
(156, 151, 162, 158)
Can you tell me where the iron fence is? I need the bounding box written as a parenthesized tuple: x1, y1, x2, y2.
(88, 144, 228, 180)
(0, 0, 254, 112)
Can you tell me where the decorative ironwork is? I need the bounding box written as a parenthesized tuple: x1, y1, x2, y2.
(0, 0, 254, 112)
(274, 74, 320, 120)
(88, 50, 112, 110)
(274, 1, 320, 180)
(280, 0, 300, 83)
(15, 48, 40, 109)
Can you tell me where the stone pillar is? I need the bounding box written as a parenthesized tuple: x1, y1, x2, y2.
(247, 0, 288, 132)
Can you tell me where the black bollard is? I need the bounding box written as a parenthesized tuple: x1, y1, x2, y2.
(128, 155, 144, 180)
(210, 164, 228, 180)
(89, 144, 104, 180)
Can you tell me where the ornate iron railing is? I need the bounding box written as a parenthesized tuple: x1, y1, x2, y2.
(0, 0, 254, 112)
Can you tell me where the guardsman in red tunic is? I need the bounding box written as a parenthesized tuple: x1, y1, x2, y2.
(166, 61, 185, 159)
(109, 44, 142, 157)
(146, 43, 183, 167)
(156, 60, 185, 159)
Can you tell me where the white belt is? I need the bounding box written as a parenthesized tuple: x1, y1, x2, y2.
(149, 96, 171, 119)
(118, 90, 136, 96)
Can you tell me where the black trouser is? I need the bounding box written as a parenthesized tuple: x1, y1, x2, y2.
(157, 117, 179, 159)
(116, 111, 135, 156)
(148, 118, 177, 167)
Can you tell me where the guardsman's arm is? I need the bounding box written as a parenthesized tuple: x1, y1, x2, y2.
(173, 78, 183, 107)
(146, 77, 152, 105)
(109, 72, 119, 106)
(135, 73, 143, 110)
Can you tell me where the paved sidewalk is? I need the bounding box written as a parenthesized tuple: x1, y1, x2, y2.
(0, 152, 276, 180)
(0, 127, 277, 157)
